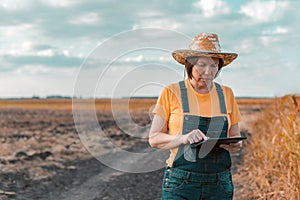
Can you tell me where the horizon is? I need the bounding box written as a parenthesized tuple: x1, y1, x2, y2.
(0, 94, 297, 100)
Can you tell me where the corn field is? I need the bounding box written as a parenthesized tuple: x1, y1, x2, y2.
(235, 95, 300, 199)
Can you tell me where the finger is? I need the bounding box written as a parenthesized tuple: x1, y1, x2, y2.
(227, 145, 241, 152)
(188, 137, 195, 144)
(219, 144, 229, 148)
(219, 144, 232, 152)
(186, 131, 195, 143)
(230, 142, 242, 148)
(229, 143, 239, 147)
(188, 130, 200, 142)
(193, 133, 203, 142)
(195, 129, 209, 140)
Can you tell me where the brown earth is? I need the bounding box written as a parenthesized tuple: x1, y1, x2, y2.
(0, 99, 268, 200)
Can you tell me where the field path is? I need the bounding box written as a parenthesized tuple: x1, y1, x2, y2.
(56, 144, 169, 200)
(53, 143, 245, 200)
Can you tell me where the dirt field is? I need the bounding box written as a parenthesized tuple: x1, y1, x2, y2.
(0, 99, 270, 200)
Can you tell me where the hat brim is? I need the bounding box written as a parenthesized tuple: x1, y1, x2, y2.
(172, 50, 238, 67)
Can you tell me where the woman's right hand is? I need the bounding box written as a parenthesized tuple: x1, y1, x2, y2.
(180, 129, 209, 145)
(149, 115, 209, 149)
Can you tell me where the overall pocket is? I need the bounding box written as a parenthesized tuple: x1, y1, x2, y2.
(219, 172, 234, 197)
(162, 170, 185, 191)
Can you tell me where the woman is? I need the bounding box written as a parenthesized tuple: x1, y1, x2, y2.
(149, 33, 242, 199)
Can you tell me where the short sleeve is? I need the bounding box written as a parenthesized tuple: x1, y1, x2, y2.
(227, 87, 242, 125)
(152, 87, 171, 121)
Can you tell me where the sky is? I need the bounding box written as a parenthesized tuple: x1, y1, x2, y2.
(1, 0, 299, 98)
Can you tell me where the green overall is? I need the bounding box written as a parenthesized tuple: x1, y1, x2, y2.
(162, 81, 234, 200)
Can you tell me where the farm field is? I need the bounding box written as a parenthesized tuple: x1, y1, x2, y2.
(0, 97, 298, 199)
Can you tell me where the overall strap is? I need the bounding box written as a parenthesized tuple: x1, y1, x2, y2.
(179, 81, 189, 113)
(214, 82, 227, 114)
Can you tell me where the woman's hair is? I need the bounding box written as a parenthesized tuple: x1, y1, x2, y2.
(185, 56, 224, 79)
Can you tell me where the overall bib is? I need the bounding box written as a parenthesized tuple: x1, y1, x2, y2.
(162, 81, 234, 200)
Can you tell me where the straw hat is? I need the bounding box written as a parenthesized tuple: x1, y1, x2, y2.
(172, 33, 238, 67)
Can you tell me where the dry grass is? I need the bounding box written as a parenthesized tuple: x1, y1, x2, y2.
(0, 99, 73, 110)
(0, 99, 157, 111)
(0, 98, 272, 110)
(236, 98, 274, 105)
(235, 95, 300, 200)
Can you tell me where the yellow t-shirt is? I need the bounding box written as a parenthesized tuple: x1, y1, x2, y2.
(152, 79, 242, 167)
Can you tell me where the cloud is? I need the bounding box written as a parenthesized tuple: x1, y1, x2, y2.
(0, 23, 35, 37)
(36, 49, 55, 57)
(239, 0, 289, 23)
(2, 53, 83, 71)
(68, 12, 102, 25)
(136, 11, 163, 18)
(33, 44, 57, 51)
(193, 0, 231, 17)
(14, 65, 51, 75)
(238, 38, 258, 54)
(132, 18, 182, 30)
(259, 36, 281, 47)
(120, 55, 173, 64)
(262, 26, 289, 35)
(41, 0, 82, 8)
(132, 4, 190, 30)
(1, 0, 33, 10)
(0, 67, 78, 98)
(0, 22, 51, 58)
(124, 55, 144, 63)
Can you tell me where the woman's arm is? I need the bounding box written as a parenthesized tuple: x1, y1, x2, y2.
(228, 123, 241, 137)
(149, 115, 208, 149)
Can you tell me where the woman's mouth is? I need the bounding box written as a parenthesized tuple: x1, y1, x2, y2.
(200, 77, 212, 82)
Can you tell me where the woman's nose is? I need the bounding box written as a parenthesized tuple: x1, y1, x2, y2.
(203, 66, 211, 74)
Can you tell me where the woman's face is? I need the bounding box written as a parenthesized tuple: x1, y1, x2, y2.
(191, 56, 219, 87)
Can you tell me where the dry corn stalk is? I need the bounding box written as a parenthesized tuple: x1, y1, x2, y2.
(234, 95, 300, 200)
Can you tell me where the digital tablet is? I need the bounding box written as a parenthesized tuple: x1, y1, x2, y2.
(190, 136, 247, 148)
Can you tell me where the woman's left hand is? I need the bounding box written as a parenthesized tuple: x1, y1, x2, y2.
(219, 141, 243, 153)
